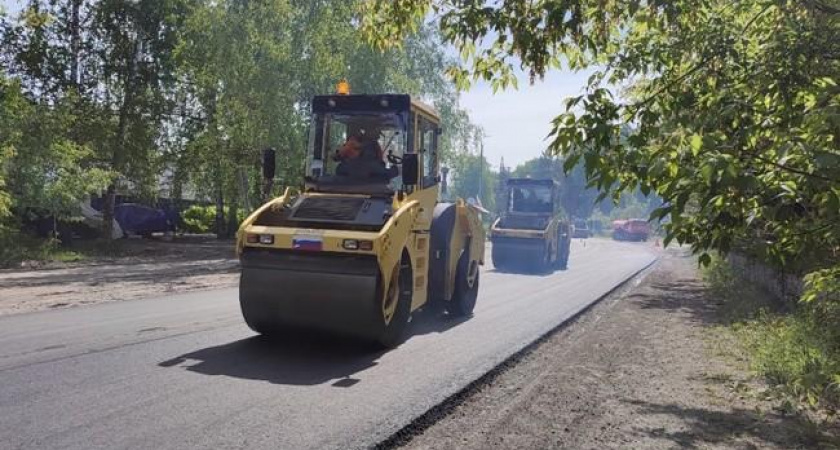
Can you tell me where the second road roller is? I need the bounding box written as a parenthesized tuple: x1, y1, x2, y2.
(490, 177, 572, 272)
(236, 81, 486, 348)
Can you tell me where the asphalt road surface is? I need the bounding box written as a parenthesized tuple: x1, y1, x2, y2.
(0, 239, 656, 450)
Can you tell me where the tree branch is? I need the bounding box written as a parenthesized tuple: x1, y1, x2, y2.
(630, 3, 775, 112)
(791, 223, 835, 237)
(752, 154, 838, 183)
(631, 59, 709, 110)
(805, 0, 840, 15)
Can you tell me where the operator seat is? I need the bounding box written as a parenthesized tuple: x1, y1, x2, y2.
(336, 137, 397, 182)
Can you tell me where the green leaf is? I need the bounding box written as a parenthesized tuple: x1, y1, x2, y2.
(690, 134, 702, 156)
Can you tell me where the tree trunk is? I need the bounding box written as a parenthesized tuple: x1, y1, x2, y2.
(238, 167, 251, 213)
(102, 40, 138, 241)
(253, 158, 266, 204)
(263, 177, 274, 204)
(227, 195, 239, 240)
(214, 168, 225, 239)
(70, 0, 82, 88)
(172, 167, 183, 205)
(102, 184, 116, 240)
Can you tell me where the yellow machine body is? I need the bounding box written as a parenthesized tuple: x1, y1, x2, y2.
(489, 178, 571, 272)
(236, 93, 485, 347)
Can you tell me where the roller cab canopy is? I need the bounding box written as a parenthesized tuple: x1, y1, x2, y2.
(502, 178, 558, 216)
(304, 93, 441, 197)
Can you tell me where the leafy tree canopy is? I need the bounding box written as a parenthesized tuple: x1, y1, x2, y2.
(0, 0, 482, 247)
(363, 1, 840, 276)
(448, 151, 496, 211)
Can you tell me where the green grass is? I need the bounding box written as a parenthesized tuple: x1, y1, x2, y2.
(0, 229, 55, 267)
(0, 228, 134, 268)
(704, 258, 840, 414)
(50, 250, 87, 263)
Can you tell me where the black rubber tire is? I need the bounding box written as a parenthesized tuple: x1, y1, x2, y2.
(551, 239, 561, 271)
(557, 246, 569, 270)
(490, 243, 506, 271)
(375, 256, 413, 349)
(448, 250, 479, 317)
(241, 314, 281, 337)
(555, 230, 570, 270)
(537, 245, 552, 273)
(239, 278, 280, 337)
(428, 203, 456, 308)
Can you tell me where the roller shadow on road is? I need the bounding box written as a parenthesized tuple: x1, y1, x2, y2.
(407, 309, 471, 337)
(488, 266, 560, 276)
(156, 313, 469, 387)
(158, 331, 384, 386)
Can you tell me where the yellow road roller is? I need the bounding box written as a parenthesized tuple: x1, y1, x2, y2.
(490, 178, 571, 272)
(236, 82, 486, 348)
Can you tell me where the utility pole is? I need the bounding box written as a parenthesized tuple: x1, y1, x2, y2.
(70, 0, 81, 89)
(440, 166, 450, 200)
(477, 141, 484, 203)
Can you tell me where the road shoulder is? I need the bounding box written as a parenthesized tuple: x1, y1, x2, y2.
(0, 236, 238, 316)
(386, 248, 835, 450)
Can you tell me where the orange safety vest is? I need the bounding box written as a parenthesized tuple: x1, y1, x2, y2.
(339, 136, 383, 161)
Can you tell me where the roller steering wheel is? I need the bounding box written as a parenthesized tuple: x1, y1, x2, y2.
(387, 150, 403, 165)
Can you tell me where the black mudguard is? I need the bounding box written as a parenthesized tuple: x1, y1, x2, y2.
(427, 203, 457, 305)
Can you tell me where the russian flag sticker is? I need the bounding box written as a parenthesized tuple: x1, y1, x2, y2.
(293, 236, 323, 251)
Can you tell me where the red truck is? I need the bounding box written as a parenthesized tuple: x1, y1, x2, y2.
(612, 219, 650, 242)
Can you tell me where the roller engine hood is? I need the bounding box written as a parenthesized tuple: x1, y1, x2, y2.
(252, 194, 393, 232)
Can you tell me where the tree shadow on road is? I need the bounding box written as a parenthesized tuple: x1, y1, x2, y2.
(631, 276, 721, 327)
(625, 398, 838, 449)
(624, 253, 839, 449)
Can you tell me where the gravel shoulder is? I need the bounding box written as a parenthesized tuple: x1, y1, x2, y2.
(389, 248, 838, 450)
(0, 236, 238, 316)
(0, 238, 499, 317)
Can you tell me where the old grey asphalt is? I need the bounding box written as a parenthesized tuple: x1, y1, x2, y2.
(0, 239, 656, 450)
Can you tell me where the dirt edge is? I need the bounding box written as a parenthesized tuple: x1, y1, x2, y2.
(373, 258, 659, 450)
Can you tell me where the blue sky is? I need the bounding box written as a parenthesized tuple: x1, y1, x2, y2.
(1, 0, 592, 169)
(1, 0, 18, 14)
(459, 69, 594, 170)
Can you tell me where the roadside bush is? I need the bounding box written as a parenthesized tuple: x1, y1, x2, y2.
(705, 258, 840, 412)
(0, 225, 56, 268)
(180, 205, 247, 234)
(181, 205, 216, 234)
(0, 226, 22, 267)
